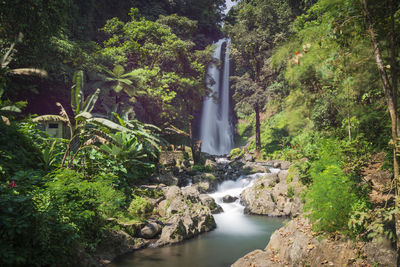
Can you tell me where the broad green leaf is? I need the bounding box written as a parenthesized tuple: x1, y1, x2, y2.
(82, 88, 100, 113)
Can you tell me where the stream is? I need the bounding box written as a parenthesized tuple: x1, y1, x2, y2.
(110, 169, 284, 267)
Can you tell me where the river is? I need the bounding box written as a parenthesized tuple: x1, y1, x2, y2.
(110, 169, 284, 267)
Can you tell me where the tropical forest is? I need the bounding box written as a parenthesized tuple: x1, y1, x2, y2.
(1, 0, 400, 266)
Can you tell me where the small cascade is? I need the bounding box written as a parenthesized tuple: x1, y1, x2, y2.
(200, 39, 234, 155)
(210, 165, 281, 234)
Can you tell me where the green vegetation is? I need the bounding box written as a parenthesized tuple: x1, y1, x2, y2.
(191, 164, 213, 173)
(228, 0, 400, 245)
(0, 2, 226, 264)
(1, 0, 400, 265)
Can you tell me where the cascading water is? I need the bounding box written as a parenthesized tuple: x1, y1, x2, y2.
(210, 165, 281, 235)
(200, 39, 234, 155)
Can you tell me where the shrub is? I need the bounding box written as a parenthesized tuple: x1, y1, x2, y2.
(0, 171, 77, 266)
(0, 121, 42, 177)
(45, 169, 124, 250)
(128, 196, 152, 219)
(304, 140, 359, 232)
(191, 164, 212, 173)
(229, 148, 244, 158)
(287, 186, 295, 199)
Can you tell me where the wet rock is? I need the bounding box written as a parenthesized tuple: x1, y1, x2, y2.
(155, 185, 216, 246)
(199, 194, 223, 214)
(140, 222, 161, 239)
(94, 230, 150, 265)
(245, 154, 254, 162)
(222, 195, 238, 203)
(240, 172, 302, 217)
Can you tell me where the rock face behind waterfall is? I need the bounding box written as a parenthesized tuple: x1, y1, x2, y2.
(240, 170, 303, 217)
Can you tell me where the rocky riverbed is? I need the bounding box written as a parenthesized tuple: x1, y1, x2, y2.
(88, 151, 299, 265)
(91, 151, 398, 267)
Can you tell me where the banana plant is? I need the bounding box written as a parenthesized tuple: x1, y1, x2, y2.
(97, 132, 156, 177)
(33, 71, 131, 168)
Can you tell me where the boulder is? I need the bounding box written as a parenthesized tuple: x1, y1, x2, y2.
(240, 172, 302, 217)
(94, 230, 149, 265)
(364, 237, 397, 266)
(120, 221, 144, 237)
(199, 194, 223, 214)
(182, 186, 201, 202)
(233, 217, 384, 267)
(204, 159, 217, 169)
(140, 222, 162, 239)
(151, 173, 179, 186)
(156, 204, 216, 246)
(155, 185, 216, 246)
(222, 195, 238, 203)
(267, 160, 291, 170)
(245, 154, 254, 162)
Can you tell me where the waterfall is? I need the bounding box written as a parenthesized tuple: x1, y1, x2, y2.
(200, 39, 234, 155)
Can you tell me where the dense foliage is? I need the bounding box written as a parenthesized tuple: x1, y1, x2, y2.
(228, 0, 399, 242)
(1, 0, 400, 265)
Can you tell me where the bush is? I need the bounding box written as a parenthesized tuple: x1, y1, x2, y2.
(0, 171, 77, 266)
(191, 164, 213, 173)
(128, 196, 152, 219)
(229, 147, 244, 158)
(45, 169, 124, 250)
(304, 140, 359, 232)
(0, 121, 42, 177)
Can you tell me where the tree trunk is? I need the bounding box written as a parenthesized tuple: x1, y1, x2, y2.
(362, 0, 399, 259)
(390, 0, 400, 262)
(347, 82, 352, 142)
(255, 104, 261, 153)
(189, 120, 199, 164)
(362, 0, 399, 181)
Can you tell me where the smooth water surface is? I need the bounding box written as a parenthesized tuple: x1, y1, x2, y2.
(110, 215, 283, 267)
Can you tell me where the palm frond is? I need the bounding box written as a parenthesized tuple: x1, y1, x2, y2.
(33, 115, 68, 123)
(8, 68, 48, 77)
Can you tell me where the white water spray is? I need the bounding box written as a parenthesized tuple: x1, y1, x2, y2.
(209, 165, 280, 235)
(200, 39, 234, 155)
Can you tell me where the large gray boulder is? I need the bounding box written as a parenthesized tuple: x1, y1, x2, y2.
(155, 185, 216, 246)
(140, 222, 162, 239)
(199, 194, 223, 214)
(232, 217, 392, 267)
(94, 230, 149, 265)
(240, 171, 302, 217)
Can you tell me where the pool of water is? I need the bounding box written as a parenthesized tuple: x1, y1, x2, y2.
(110, 170, 284, 267)
(110, 215, 283, 267)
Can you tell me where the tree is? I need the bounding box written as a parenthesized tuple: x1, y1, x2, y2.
(228, 0, 296, 153)
(101, 11, 213, 162)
